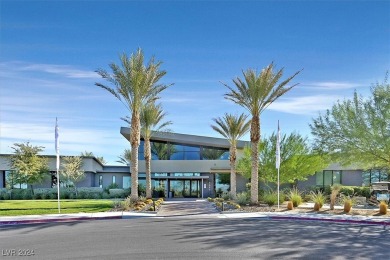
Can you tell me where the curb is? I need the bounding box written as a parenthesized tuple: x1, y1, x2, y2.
(269, 215, 390, 226)
(0, 216, 122, 226)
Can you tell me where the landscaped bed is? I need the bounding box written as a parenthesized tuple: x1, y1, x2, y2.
(215, 201, 390, 217)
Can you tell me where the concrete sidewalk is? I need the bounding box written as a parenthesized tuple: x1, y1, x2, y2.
(0, 211, 157, 226)
(1, 199, 390, 226)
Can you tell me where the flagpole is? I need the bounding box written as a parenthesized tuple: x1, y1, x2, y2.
(276, 120, 281, 209)
(55, 118, 61, 213)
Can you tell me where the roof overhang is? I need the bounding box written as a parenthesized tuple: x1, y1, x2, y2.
(120, 127, 249, 149)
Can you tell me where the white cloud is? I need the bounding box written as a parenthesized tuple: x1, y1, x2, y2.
(269, 95, 341, 115)
(0, 61, 98, 79)
(301, 81, 361, 90)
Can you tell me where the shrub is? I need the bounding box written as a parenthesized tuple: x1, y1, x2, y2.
(22, 190, 33, 200)
(109, 189, 126, 198)
(235, 192, 249, 205)
(10, 189, 25, 200)
(49, 193, 57, 200)
(60, 190, 70, 199)
(104, 183, 119, 193)
(340, 186, 354, 197)
(288, 188, 303, 207)
(40, 193, 49, 200)
(310, 190, 326, 209)
(353, 186, 370, 198)
(262, 190, 282, 206)
(102, 193, 110, 199)
(330, 184, 342, 210)
(222, 192, 232, 201)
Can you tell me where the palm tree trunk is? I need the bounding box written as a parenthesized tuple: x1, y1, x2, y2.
(145, 138, 152, 198)
(250, 115, 260, 204)
(230, 145, 237, 199)
(130, 112, 140, 201)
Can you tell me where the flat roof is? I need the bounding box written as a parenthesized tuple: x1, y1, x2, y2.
(120, 127, 249, 149)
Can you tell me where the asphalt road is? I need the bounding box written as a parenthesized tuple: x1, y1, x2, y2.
(1, 217, 389, 259)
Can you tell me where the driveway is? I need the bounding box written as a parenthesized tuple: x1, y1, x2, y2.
(157, 198, 219, 217)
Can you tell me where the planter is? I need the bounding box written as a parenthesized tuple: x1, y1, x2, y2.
(313, 202, 321, 211)
(344, 202, 352, 213)
(379, 202, 388, 215)
(287, 201, 294, 210)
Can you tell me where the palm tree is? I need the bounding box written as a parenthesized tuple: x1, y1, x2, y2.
(211, 113, 250, 198)
(117, 149, 131, 165)
(223, 63, 301, 203)
(96, 48, 171, 201)
(140, 102, 172, 198)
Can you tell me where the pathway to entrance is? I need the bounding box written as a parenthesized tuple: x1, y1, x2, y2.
(157, 198, 220, 217)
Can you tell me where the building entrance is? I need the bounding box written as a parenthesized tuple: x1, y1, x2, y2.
(169, 179, 200, 198)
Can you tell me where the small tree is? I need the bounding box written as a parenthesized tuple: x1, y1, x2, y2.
(237, 132, 327, 185)
(60, 156, 85, 195)
(310, 75, 390, 169)
(9, 142, 49, 195)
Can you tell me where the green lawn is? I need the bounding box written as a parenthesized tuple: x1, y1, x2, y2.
(0, 200, 115, 216)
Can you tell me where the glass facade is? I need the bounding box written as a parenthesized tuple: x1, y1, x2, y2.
(138, 141, 228, 161)
(316, 170, 342, 187)
(5, 170, 28, 189)
(362, 168, 389, 185)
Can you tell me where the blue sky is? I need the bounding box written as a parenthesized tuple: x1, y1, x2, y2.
(1, 0, 389, 165)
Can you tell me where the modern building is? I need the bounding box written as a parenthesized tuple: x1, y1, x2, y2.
(0, 128, 250, 198)
(1, 128, 382, 197)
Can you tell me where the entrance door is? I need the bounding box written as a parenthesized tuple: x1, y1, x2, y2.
(170, 180, 200, 198)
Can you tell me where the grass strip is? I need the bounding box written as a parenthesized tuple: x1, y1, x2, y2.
(0, 200, 114, 216)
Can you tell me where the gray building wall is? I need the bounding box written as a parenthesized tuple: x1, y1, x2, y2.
(297, 175, 317, 190)
(342, 170, 364, 186)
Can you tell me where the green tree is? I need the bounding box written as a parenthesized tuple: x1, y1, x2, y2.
(9, 142, 49, 194)
(139, 103, 172, 198)
(211, 113, 250, 198)
(96, 48, 171, 200)
(60, 156, 85, 195)
(237, 133, 327, 185)
(310, 76, 390, 169)
(223, 63, 301, 203)
(117, 149, 132, 165)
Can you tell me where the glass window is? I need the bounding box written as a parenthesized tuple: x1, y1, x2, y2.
(323, 171, 333, 186)
(333, 171, 341, 185)
(112, 176, 116, 184)
(5, 171, 27, 189)
(380, 170, 388, 182)
(315, 172, 323, 186)
(123, 176, 131, 189)
(215, 173, 230, 195)
(362, 170, 371, 186)
(99, 175, 103, 188)
(316, 170, 343, 187)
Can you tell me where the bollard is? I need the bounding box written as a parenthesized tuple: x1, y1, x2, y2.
(153, 200, 156, 211)
(222, 202, 224, 211)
